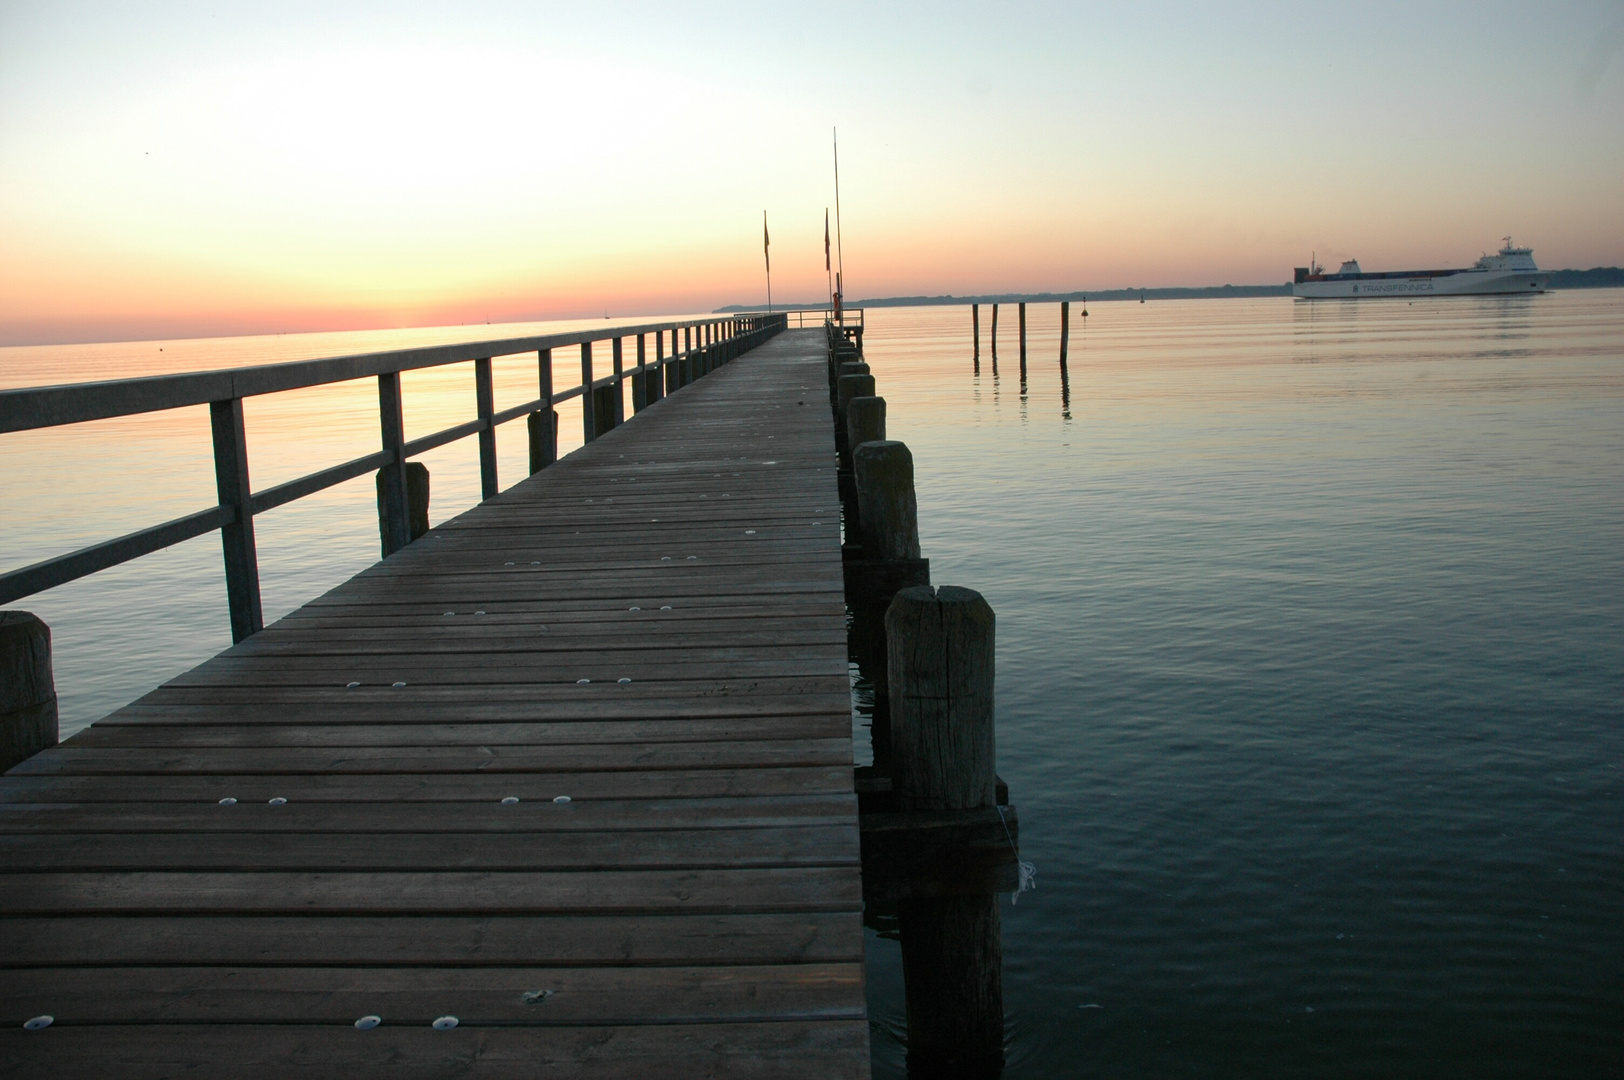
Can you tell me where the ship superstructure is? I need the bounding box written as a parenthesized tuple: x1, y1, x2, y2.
(1293, 239, 1547, 298)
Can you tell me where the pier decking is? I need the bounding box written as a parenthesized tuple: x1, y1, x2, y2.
(1, 330, 870, 1076)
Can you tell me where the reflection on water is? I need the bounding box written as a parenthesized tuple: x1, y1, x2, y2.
(859, 292, 1623, 1078)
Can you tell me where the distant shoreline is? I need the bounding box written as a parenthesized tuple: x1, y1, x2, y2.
(713, 267, 1624, 313)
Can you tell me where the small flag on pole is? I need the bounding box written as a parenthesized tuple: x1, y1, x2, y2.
(824, 210, 831, 271)
(763, 212, 770, 273)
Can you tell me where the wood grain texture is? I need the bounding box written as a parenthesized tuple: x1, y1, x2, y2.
(0, 329, 869, 1077)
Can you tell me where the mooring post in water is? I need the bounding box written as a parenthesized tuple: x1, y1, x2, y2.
(972, 303, 980, 361)
(846, 395, 886, 461)
(990, 303, 999, 359)
(885, 585, 1004, 1079)
(375, 463, 430, 557)
(1018, 302, 1027, 368)
(1060, 301, 1070, 365)
(836, 372, 876, 467)
(0, 611, 57, 773)
(854, 441, 921, 562)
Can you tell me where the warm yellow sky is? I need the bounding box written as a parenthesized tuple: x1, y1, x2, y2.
(3, 1, 1622, 344)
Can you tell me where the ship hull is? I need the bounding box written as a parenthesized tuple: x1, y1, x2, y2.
(1294, 270, 1547, 299)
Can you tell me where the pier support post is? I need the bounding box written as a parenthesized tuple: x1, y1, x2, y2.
(990, 303, 998, 359)
(375, 463, 429, 557)
(846, 396, 886, 462)
(0, 612, 57, 773)
(886, 585, 1003, 1079)
(854, 441, 921, 562)
(972, 304, 980, 362)
(836, 373, 876, 466)
(1018, 302, 1026, 371)
(592, 385, 618, 437)
(528, 409, 558, 474)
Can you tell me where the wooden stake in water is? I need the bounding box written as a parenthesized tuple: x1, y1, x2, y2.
(972, 304, 980, 362)
(1060, 301, 1070, 364)
(990, 304, 999, 360)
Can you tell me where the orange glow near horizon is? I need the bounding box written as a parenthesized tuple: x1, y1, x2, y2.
(2, 4, 1621, 347)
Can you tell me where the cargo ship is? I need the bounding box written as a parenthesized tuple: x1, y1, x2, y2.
(1293, 239, 1547, 299)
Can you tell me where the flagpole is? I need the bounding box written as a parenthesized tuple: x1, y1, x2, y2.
(833, 128, 845, 322)
(825, 208, 833, 311)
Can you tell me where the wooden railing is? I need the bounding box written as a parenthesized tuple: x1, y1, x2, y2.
(0, 313, 787, 641)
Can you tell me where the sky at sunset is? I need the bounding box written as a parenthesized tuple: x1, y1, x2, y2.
(2, 1, 1622, 345)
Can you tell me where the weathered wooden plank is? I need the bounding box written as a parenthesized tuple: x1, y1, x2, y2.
(7, 739, 853, 776)
(0, 963, 866, 1024)
(0, 866, 864, 915)
(0, 795, 856, 833)
(0, 1019, 871, 1080)
(0, 766, 853, 803)
(0, 912, 864, 967)
(64, 717, 847, 748)
(0, 825, 859, 871)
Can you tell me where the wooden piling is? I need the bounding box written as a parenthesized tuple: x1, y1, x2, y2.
(1059, 301, 1070, 364)
(836, 374, 876, 451)
(846, 395, 886, 459)
(884, 584, 1004, 1078)
(972, 304, 980, 360)
(990, 303, 999, 358)
(528, 409, 558, 473)
(375, 462, 429, 557)
(0, 611, 57, 773)
(1018, 302, 1027, 368)
(853, 441, 921, 561)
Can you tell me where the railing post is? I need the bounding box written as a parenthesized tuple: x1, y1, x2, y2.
(529, 347, 557, 474)
(376, 372, 412, 557)
(580, 341, 596, 443)
(630, 334, 647, 412)
(653, 331, 666, 403)
(611, 337, 626, 424)
(474, 356, 497, 500)
(209, 397, 264, 642)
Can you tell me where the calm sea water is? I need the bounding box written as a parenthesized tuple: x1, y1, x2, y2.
(861, 294, 1623, 1078)
(2, 295, 1621, 1076)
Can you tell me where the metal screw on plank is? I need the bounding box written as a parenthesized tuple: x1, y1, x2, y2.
(218, 798, 237, 805)
(617, 678, 632, 684)
(576, 679, 590, 684)
(23, 1016, 52, 1031)
(346, 682, 360, 688)
(392, 682, 406, 688)
(553, 796, 571, 804)
(269, 797, 288, 805)
(355, 1015, 381, 1030)
(501, 796, 520, 805)
(660, 606, 673, 611)
(432, 1016, 458, 1030)
(629, 606, 641, 611)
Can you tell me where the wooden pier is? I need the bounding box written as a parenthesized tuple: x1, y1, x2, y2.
(1, 329, 871, 1076)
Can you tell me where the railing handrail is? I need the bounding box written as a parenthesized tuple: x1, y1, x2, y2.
(1, 315, 757, 434)
(0, 313, 789, 637)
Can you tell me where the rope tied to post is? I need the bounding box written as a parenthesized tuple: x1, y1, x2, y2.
(996, 804, 1036, 904)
